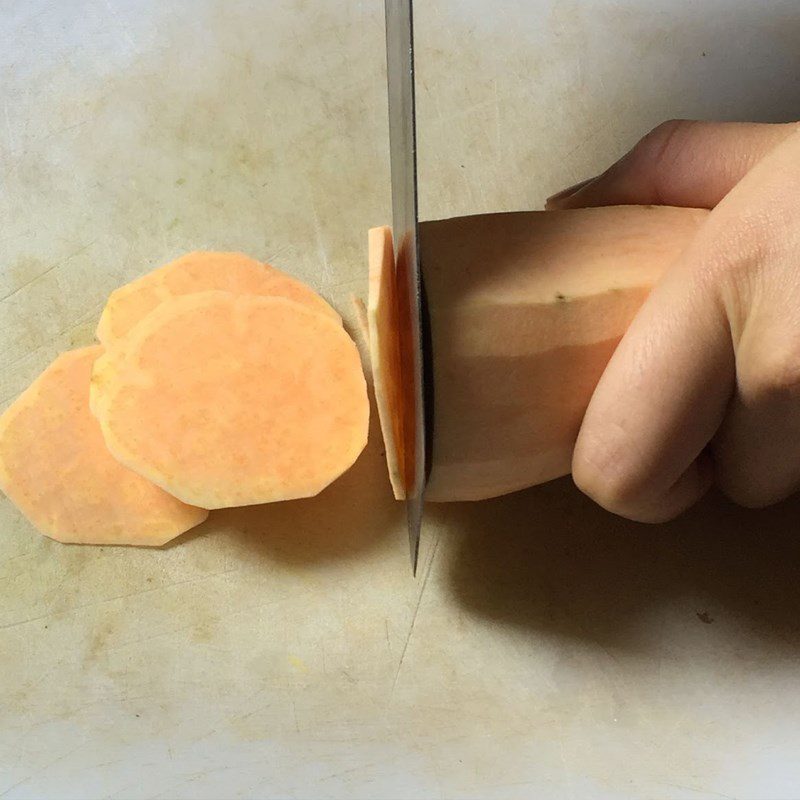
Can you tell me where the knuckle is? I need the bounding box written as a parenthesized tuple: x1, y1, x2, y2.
(688, 209, 779, 296)
(634, 119, 693, 163)
(718, 208, 779, 264)
(638, 119, 691, 153)
(696, 187, 800, 286)
(626, 119, 697, 204)
(572, 429, 649, 517)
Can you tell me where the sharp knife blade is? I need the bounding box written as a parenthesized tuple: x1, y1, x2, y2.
(384, 0, 430, 576)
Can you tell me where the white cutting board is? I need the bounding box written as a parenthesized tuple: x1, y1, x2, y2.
(2, 1, 800, 798)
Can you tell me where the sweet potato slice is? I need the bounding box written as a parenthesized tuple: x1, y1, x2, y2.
(96, 251, 339, 344)
(366, 226, 405, 500)
(0, 347, 208, 545)
(92, 291, 369, 509)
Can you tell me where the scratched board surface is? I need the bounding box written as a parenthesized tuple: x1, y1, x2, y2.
(2, 1, 800, 798)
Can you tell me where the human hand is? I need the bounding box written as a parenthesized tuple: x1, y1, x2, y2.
(547, 120, 800, 522)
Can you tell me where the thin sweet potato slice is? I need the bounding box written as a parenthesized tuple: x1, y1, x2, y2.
(366, 226, 405, 500)
(0, 347, 208, 545)
(96, 251, 339, 344)
(92, 291, 369, 509)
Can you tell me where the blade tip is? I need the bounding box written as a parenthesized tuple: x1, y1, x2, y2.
(407, 504, 422, 576)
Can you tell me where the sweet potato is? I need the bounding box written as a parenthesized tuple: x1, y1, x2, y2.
(0, 347, 208, 545)
(368, 206, 709, 501)
(96, 251, 339, 344)
(92, 291, 369, 509)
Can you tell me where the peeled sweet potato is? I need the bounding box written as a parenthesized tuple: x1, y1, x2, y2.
(0, 347, 208, 545)
(96, 251, 339, 344)
(91, 291, 369, 509)
(369, 205, 709, 502)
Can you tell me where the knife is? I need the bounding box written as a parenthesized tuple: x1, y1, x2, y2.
(383, 0, 432, 576)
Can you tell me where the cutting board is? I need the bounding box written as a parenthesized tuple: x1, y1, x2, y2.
(2, 1, 800, 798)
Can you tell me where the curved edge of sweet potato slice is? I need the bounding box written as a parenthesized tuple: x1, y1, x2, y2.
(96, 251, 340, 344)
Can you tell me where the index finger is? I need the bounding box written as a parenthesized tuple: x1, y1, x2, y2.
(547, 120, 797, 210)
(571, 224, 735, 522)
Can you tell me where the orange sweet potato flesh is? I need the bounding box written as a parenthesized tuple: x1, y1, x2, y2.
(367, 226, 405, 499)
(91, 291, 369, 509)
(0, 347, 208, 545)
(369, 205, 710, 502)
(96, 251, 340, 345)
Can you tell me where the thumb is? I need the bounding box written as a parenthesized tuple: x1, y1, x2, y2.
(547, 120, 798, 210)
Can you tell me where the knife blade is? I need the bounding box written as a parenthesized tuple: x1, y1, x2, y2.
(383, 0, 430, 576)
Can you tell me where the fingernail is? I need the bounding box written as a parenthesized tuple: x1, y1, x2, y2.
(545, 176, 596, 209)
